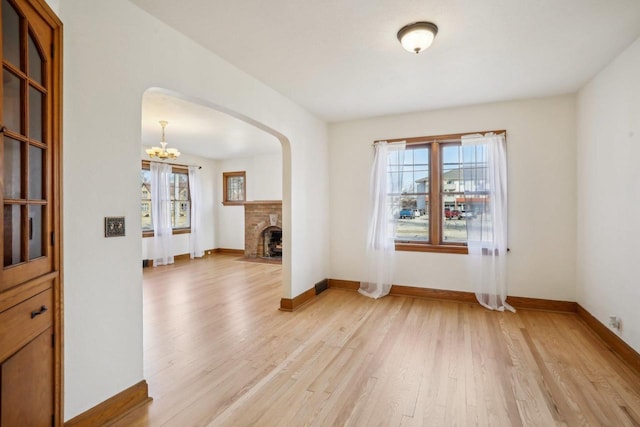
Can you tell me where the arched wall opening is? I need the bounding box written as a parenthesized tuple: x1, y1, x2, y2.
(140, 86, 292, 298)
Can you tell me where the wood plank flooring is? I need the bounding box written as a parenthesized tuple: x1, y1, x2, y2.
(113, 254, 640, 426)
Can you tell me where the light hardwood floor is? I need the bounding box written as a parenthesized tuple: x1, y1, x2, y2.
(113, 254, 640, 426)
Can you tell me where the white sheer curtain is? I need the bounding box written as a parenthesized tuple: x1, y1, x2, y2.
(151, 162, 174, 266)
(359, 141, 406, 299)
(188, 166, 204, 259)
(461, 132, 513, 311)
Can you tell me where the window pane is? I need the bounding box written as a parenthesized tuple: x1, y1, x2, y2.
(171, 172, 189, 229)
(28, 204, 43, 259)
(442, 144, 490, 243)
(29, 145, 43, 199)
(388, 147, 429, 194)
(3, 136, 21, 199)
(389, 146, 430, 242)
(2, 0, 21, 68)
(174, 201, 190, 229)
(227, 176, 244, 201)
(443, 202, 467, 242)
(3, 69, 22, 133)
(175, 172, 189, 200)
(141, 202, 152, 231)
(29, 86, 43, 142)
(169, 173, 175, 200)
(395, 195, 429, 242)
(442, 145, 466, 242)
(140, 168, 190, 232)
(3, 204, 23, 266)
(28, 32, 43, 85)
(141, 169, 152, 231)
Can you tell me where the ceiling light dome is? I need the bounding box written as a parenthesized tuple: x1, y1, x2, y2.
(397, 22, 438, 54)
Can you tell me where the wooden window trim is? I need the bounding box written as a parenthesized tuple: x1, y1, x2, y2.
(142, 228, 190, 238)
(381, 130, 506, 255)
(141, 160, 192, 236)
(222, 171, 246, 206)
(141, 160, 188, 174)
(395, 243, 469, 254)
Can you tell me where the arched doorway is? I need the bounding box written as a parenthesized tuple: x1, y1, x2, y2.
(140, 87, 291, 293)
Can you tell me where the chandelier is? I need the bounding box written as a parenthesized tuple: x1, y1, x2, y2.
(146, 120, 181, 160)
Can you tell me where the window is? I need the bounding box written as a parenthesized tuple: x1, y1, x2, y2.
(170, 171, 191, 229)
(222, 171, 246, 205)
(141, 170, 152, 232)
(141, 161, 191, 236)
(386, 131, 503, 254)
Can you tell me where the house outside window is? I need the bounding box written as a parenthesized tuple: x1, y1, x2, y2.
(222, 171, 246, 205)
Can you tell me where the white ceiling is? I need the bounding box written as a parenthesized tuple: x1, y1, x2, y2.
(141, 89, 281, 160)
(135, 0, 640, 158)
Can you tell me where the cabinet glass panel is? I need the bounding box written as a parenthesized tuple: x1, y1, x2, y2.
(28, 86, 43, 141)
(1, 0, 21, 68)
(28, 33, 43, 85)
(3, 69, 22, 132)
(3, 137, 22, 199)
(28, 145, 43, 199)
(28, 205, 43, 259)
(3, 204, 23, 266)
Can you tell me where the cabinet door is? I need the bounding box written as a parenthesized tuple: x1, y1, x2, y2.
(0, 0, 61, 424)
(1, 0, 57, 290)
(1, 327, 53, 426)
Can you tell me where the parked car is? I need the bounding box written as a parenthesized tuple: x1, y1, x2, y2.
(399, 209, 418, 219)
(444, 208, 461, 220)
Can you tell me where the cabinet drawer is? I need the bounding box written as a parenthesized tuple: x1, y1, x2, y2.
(0, 289, 52, 363)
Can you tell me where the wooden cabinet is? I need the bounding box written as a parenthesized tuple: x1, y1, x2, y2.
(1, 326, 53, 426)
(0, 0, 61, 424)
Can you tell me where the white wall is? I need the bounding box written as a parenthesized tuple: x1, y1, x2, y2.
(329, 95, 576, 301)
(44, 0, 59, 14)
(576, 37, 640, 353)
(60, 0, 329, 420)
(140, 150, 217, 259)
(216, 153, 283, 250)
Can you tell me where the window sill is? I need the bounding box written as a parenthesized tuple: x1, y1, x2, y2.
(142, 228, 191, 238)
(222, 201, 245, 206)
(395, 242, 468, 255)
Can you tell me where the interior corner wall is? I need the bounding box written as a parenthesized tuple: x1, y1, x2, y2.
(215, 153, 283, 251)
(140, 149, 217, 260)
(60, 0, 329, 420)
(329, 95, 577, 301)
(576, 37, 640, 354)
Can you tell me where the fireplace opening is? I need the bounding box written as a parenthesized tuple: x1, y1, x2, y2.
(259, 226, 282, 259)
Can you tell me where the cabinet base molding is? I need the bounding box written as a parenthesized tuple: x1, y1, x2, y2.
(65, 380, 151, 427)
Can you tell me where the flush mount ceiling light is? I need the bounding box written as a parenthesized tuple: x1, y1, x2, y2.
(146, 120, 181, 160)
(397, 21, 438, 54)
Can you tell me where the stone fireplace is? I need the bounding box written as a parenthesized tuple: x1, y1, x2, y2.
(244, 200, 282, 261)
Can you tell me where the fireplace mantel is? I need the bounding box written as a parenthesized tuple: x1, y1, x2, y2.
(243, 200, 282, 206)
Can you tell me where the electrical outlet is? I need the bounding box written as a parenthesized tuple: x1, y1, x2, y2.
(608, 315, 621, 331)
